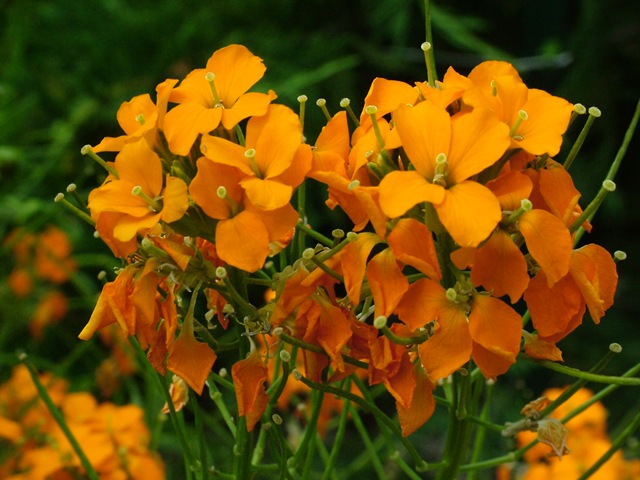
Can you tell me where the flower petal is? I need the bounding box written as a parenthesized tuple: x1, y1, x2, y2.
(231, 351, 269, 432)
(435, 181, 501, 247)
(379, 170, 445, 218)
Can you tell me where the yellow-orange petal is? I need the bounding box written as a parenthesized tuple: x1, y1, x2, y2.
(215, 212, 271, 272)
(387, 218, 442, 280)
(471, 342, 516, 379)
(161, 175, 189, 224)
(447, 107, 510, 183)
(361, 77, 419, 124)
(221, 90, 276, 130)
(517, 89, 573, 156)
(435, 181, 501, 247)
(519, 209, 572, 286)
(232, 351, 269, 432)
(200, 134, 253, 176)
(206, 44, 266, 106)
(167, 330, 217, 395)
(240, 177, 292, 210)
(190, 159, 245, 220)
(249, 104, 302, 178)
(392, 101, 451, 177)
(486, 170, 533, 212)
(379, 170, 445, 218)
(367, 248, 409, 318)
(471, 230, 529, 303)
(163, 102, 223, 156)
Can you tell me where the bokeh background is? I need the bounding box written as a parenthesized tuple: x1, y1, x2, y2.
(1, 0, 639, 477)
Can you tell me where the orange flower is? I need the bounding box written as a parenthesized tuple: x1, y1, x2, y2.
(30, 289, 68, 338)
(189, 159, 299, 272)
(78, 260, 162, 342)
(524, 244, 618, 342)
(88, 138, 189, 243)
(92, 78, 178, 153)
(395, 278, 522, 380)
(232, 350, 269, 432)
(163, 44, 276, 155)
(462, 61, 574, 156)
(200, 103, 310, 210)
(453, 169, 574, 303)
(379, 101, 510, 247)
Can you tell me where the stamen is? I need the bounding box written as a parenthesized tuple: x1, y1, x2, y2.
(81, 145, 119, 178)
(131, 185, 162, 212)
(509, 110, 528, 137)
(490, 80, 498, 97)
(244, 148, 262, 177)
(365, 105, 386, 152)
(54, 193, 95, 226)
(316, 98, 331, 121)
(205, 72, 222, 106)
(135, 113, 145, 125)
(216, 186, 239, 215)
(340, 97, 360, 126)
(297, 95, 308, 133)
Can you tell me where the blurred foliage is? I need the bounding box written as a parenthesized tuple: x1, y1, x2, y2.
(1, 0, 639, 477)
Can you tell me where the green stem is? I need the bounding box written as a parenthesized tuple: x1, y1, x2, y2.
(350, 407, 387, 479)
(233, 416, 252, 480)
(279, 332, 369, 370)
(563, 109, 599, 171)
(289, 388, 325, 471)
(302, 374, 429, 472)
(520, 354, 640, 386)
(192, 397, 209, 479)
(19, 353, 100, 480)
(379, 324, 430, 346)
(423, 0, 438, 86)
(295, 221, 333, 246)
(467, 381, 494, 480)
(322, 381, 351, 480)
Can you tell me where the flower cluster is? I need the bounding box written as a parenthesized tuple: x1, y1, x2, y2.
(5, 226, 76, 338)
(0, 365, 164, 479)
(76, 43, 619, 442)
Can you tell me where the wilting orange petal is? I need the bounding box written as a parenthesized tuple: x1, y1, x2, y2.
(379, 170, 445, 218)
(395, 278, 444, 331)
(232, 351, 269, 432)
(468, 295, 521, 366)
(435, 181, 501, 247)
(522, 330, 563, 362)
(397, 364, 435, 437)
(519, 209, 572, 285)
(367, 248, 409, 318)
(387, 218, 441, 280)
(538, 161, 581, 225)
(167, 329, 217, 395)
(471, 230, 529, 303)
(339, 232, 380, 305)
(162, 375, 190, 414)
(524, 270, 584, 340)
(569, 244, 617, 324)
